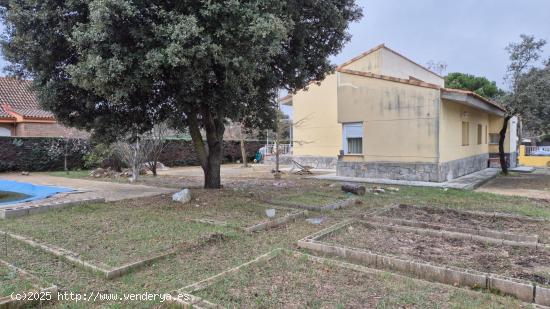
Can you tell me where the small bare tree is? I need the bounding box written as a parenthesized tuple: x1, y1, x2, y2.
(143, 123, 170, 176)
(114, 136, 152, 182)
(47, 132, 89, 174)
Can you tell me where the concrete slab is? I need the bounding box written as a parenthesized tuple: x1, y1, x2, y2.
(310, 168, 499, 190)
(510, 166, 536, 173)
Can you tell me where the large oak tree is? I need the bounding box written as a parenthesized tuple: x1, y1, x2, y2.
(1, 0, 362, 188)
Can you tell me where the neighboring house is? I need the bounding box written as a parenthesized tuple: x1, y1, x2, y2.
(282, 44, 517, 182)
(0, 77, 86, 138)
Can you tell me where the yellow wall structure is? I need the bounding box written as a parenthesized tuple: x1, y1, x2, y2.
(439, 99, 490, 162)
(337, 72, 440, 163)
(341, 48, 382, 74)
(292, 74, 341, 157)
(519, 146, 550, 167)
(378, 48, 444, 86)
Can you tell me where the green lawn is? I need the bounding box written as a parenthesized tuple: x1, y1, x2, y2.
(276, 190, 350, 206)
(1, 195, 235, 267)
(0, 264, 36, 297)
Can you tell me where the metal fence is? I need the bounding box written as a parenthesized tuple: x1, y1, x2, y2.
(525, 146, 550, 156)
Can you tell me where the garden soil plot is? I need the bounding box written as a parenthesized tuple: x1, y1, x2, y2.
(377, 204, 550, 243)
(324, 221, 550, 287)
(0, 195, 234, 268)
(174, 250, 524, 308)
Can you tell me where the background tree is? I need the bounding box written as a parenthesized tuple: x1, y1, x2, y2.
(445, 73, 504, 99)
(144, 123, 170, 176)
(499, 35, 547, 174)
(1, 0, 362, 188)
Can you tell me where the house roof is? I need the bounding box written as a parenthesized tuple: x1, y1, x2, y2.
(441, 88, 506, 112)
(337, 43, 444, 79)
(0, 77, 54, 121)
(337, 68, 441, 89)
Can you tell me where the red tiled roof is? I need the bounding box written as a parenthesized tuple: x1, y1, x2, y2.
(0, 77, 54, 120)
(0, 106, 15, 119)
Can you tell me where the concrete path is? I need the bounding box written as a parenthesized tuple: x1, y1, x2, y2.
(310, 168, 500, 190)
(0, 174, 175, 202)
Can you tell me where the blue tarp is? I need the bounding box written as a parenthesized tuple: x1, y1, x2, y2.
(0, 180, 73, 206)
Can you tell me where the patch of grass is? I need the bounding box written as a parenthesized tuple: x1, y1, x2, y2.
(178, 196, 296, 229)
(342, 185, 550, 219)
(0, 264, 36, 297)
(193, 251, 525, 308)
(47, 170, 92, 179)
(277, 191, 350, 206)
(1, 195, 236, 266)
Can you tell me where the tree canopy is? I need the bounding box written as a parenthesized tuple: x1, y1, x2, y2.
(502, 35, 549, 135)
(1, 0, 362, 188)
(444, 72, 503, 99)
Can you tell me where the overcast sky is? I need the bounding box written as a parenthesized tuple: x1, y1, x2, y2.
(1, 0, 549, 90)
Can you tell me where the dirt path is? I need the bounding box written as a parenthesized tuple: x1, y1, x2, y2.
(477, 169, 550, 200)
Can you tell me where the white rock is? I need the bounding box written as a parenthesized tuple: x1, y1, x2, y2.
(172, 189, 192, 204)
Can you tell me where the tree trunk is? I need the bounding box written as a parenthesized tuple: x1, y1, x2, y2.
(130, 140, 140, 183)
(187, 110, 225, 189)
(151, 160, 158, 177)
(239, 124, 248, 167)
(499, 116, 512, 175)
(64, 142, 68, 174)
(204, 142, 222, 188)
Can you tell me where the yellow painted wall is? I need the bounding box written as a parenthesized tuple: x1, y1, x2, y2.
(292, 74, 341, 157)
(341, 48, 382, 74)
(378, 48, 444, 86)
(519, 146, 550, 167)
(439, 100, 490, 162)
(337, 73, 440, 163)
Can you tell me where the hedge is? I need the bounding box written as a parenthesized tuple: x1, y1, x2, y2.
(0, 137, 264, 172)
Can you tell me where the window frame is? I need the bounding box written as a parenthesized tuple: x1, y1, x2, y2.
(342, 122, 363, 155)
(489, 133, 500, 145)
(477, 124, 482, 145)
(461, 121, 470, 146)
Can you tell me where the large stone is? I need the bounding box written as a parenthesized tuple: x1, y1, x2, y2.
(172, 189, 192, 204)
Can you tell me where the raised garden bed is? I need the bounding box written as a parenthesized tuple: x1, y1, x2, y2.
(298, 220, 550, 305)
(177, 197, 307, 232)
(0, 259, 57, 308)
(170, 249, 524, 308)
(373, 204, 549, 244)
(0, 197, 235, 278)
(268, 191, 358, 211)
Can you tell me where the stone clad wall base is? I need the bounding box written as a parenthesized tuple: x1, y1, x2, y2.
(337, 161, 440, 182)
(439, 153, 489, 182)
(267, 155, 338, 169)
(337, 154, 489, 183)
